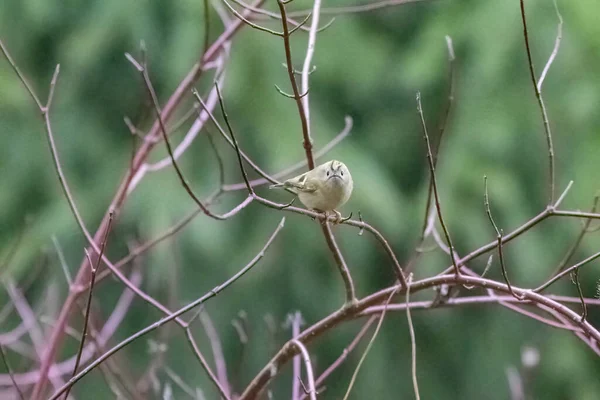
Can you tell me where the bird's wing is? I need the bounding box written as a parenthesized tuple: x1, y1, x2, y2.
(285, 173, 317, 193)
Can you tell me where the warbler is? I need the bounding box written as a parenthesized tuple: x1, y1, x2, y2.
(270, 160, 353, 221)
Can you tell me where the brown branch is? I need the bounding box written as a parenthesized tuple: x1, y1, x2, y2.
(221, 0, 284, 36)
(126, 53, 252, 221)
(572, 268, 587, 321)
(409, 35, 456, 272)
(519, 0, 556, 204)
(416, 92, 460, 276)
(0, 344, 24, 400)
(27, 4, 264, 394)
(276, 0, 314, 168)
(0, 39, 43, 110)
(405, 275, 420, 400)
(222, 115, 352, 192)
(64, 212, 114, 400)
(299, 316, 376, 400)
(484, 176, 523, 301)
(342, 287, 397, 400)
(238, 273, 600, 399)
(286, 0, 427, 17)
(199, 311, 231, 397)
(548, 194, 599, 279)
(183, 326, 231, 400)
(323, 221, 357, 305)
(0, 270, 139, 386)
(290, 340, 317, 400)
(534, 248, 600, 293)
(47, 217, 285, 400)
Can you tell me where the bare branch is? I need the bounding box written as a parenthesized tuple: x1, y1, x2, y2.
(300, 0, 323, 146)
(47, 217, 285, 400)
(416, 92, 460, 276)
(537, 0, 563, 91)
(199, 312, 231, 397)
(341, 287, 397, 400)
(0, 344, 25, 400)
(64, 212, 115, 400)
(220, 0, 284, 36)
(286, 0, 427, 17)
(127, 53, 251, 221)
(323, 221, 357, 305)
(484, 176, 523, 301)
(519, 0, 556, 204)
(405, 275, 420, 400)
(276, 0, 314, 169)
(290, 340, 317, 400)
(0, 39, 43, 109)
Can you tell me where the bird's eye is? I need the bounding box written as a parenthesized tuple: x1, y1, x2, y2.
(341, 171, 344, 176)
(326, 171, 330, 176)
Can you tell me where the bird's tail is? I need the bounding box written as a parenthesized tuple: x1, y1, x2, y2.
(269, 182, 285, 189)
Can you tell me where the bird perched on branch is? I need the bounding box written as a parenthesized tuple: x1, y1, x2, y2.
(270, 160, 353, 222)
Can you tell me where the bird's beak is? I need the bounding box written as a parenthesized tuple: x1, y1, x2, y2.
(327, 174, 343, 181)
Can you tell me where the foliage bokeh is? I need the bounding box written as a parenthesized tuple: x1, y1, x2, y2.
(1, 0, 599, 398)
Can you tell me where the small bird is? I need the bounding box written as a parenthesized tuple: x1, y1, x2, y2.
(270, 160, 353, 221)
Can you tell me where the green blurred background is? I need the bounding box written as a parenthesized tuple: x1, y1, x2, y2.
(1, 0, 600, 398)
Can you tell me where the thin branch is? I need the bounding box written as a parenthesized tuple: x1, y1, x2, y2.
(193, 88, 285, 190)
(220, 0, 284, 36)
(484, 176, 523, 300)
(519, 0, 555, 204)
(238, 272, 600, 399)
(290, 312, 303, 400)
(0, 216, 30, 279)
(0, 39, 43, 109)
(361, 294, 600, 316)
(276, 0, 314, 169)
(299, 0, 323, 146)
(64, 212, 115, 400)
(553, 180, 573, 209)
(201, 0, 211, 66)
(222, 115, 353, 191)
(0, 344, 24, 400)
(341, 287, 397, 400)
(537, 0, 563, 91)
(572, 268, 587, 321)
(126, 53, 252, 221)
(405, 275, 420, 400)
(234, 0, 314, 33)
(290, 340, 317, 400)
(412, 35, 456, 267)
(199, 312, 231, 397)
(416, 92, 460, 276)
(94, 190, 221, 285)
(286, 0, 427, 17)
(323, 220, 357, 305)
(299, 316, 376, 400)
(47, 217, 285, 400)
(164, 366, 198, 399)
(534, 248, 600, 293)
(183, 327, 231, 400)
(0, 270, 139, 387)
(549, 193, 599, 278)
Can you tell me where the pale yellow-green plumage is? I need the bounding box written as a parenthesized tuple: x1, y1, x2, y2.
(270, 160, 353, 217)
